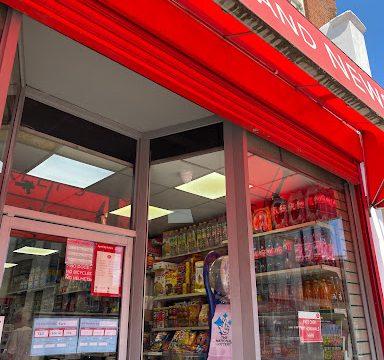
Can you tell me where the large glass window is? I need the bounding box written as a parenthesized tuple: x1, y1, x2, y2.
(5, 99, 136, 228)
(142, 125, 228, 359)
(248, 136, 373, 359)
(0, 230, 122, 359)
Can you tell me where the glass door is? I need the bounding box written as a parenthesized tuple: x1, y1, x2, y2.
(0, 211, 133, 360)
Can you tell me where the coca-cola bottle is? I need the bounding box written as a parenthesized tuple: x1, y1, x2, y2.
(283, 235, 295, 269)
(254, 239, 261, 273)
(314, 187, 328, 220)
(259, 237, 267, 273)
(271, 194, 289, 229)
(303, 228, 314, 266)
(305, 187, 317, 222)
(274, 237, 284, 271)
(326, 188, 337, 219)
(265, 235, 275, 272)
(288, 191, 306, 225)
(313, 226, 327, 265)
(294, 231, 305, 266)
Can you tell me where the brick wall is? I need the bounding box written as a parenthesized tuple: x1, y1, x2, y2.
(304, 0, 337, 28)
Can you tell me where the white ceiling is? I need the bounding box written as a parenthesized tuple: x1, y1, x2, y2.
(21, 16, 213, 133)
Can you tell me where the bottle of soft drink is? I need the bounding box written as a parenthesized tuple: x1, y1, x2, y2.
(283, 235, 295, 269)
(288, 191, 306, 225)
(265, 235, 275, 272)
(328, 189, 337, 219)
(324, 229, 335, 266)
(305, 187, 317, 222)
(303, 228, 314, 266)
(314, 187, 328, 220)
(319, 278, 331, 310)
(294, 231, 305, 266)
(313, 226, 327, 265)
(254, 239, 261, 273)
(271, 194, 289, 229)
(259, 237, 267, 273)
(274, 237, 284, 271)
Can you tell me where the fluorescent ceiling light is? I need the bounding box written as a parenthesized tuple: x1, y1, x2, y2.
(14, 246, 58, 256)
(110, 205, 173, 221)
(4, 263, 17, 269)
(27, 154, 114, 188)
(175, 172, 226, 200)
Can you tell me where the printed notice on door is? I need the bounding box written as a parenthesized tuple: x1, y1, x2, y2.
(91, 243, 123, 297)
(31, 318, 79, 356)
(298, 311, 323, 343)
(65, 239, 94, 282)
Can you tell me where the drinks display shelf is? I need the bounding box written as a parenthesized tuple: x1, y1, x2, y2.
(8, 283, 57, 295)
(258, 308, 347, 319)
(152, 326, 209, 332)
(253, 220, 333, 238)
(159, 243, 228, 262)
(154, 292, 207, 302)
(256, 264, 341, 279)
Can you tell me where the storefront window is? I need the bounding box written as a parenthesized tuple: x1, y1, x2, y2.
(0, 230, 121, 359)
(248, 137, 372, 359)
(142, 124, 228, 359)
(4, 99, 136, 228)
(1, 50, 21, 177)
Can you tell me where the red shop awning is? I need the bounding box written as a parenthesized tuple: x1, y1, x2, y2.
(363, 128, 384, 208)
(2, 0, 383, 206)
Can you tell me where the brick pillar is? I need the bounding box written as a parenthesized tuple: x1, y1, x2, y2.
(304, 0, 336, 28)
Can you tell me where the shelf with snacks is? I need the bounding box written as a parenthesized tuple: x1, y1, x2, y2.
(255, 264, 341, 279)
(154, 291, 207, 302)
(152, 326, 209, 332)
(159, 243, 228, 262)
(253, 220, 333, 238)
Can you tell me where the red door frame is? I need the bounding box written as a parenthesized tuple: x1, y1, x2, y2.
(1, 0, 383, 355)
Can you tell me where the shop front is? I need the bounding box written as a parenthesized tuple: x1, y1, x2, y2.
(0, 1, 383, 360)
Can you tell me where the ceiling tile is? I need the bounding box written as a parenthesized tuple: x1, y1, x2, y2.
(150, 160, 211, 188)
(184, 151, 224, 171)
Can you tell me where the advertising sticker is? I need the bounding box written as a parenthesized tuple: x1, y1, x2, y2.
(31, 318, 79, 356)
(65, 239, 94, 282)
(298, 311, 323, 343)
(77, 318, 119, 354)
(91, 243, 124, 297)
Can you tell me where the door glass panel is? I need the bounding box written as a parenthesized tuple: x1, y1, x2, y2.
(0, 230, 122, 359)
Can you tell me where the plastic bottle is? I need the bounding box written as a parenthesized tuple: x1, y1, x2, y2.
(265, 235, 275, 272)
(313, 226, 327, 265)
(271, 194, 289, 229)
(283, 234, 295, 269)
(274, 236, 284, 271)
(305, 187, 318, 222)
(303, 228, 314, 266)
(259, 237, 267, 273)
(288, 191, 306, 225)
(314, 187, 328, 220)
(254, 239, 261, 273)
(319, 278, 331, 310)
(294, 231, 305, 266)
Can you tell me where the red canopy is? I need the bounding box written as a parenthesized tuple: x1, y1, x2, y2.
(2, 0, 383, 207)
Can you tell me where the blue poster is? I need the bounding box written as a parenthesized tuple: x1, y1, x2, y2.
(77, 318, 119, 354)
(31, 317, 79, 356)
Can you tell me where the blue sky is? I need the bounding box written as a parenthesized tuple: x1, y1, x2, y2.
(337, 0, 384, 86)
